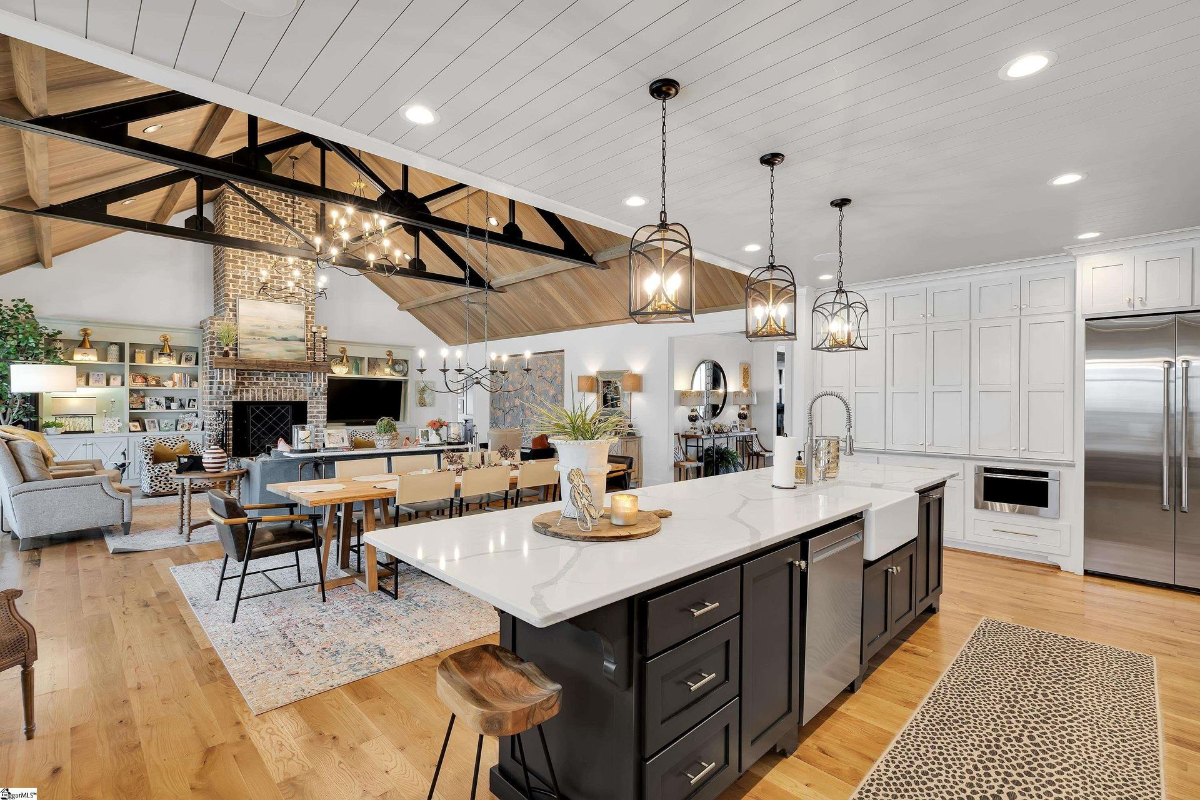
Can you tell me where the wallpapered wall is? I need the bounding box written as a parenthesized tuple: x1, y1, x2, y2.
(489, 350, 565, 442)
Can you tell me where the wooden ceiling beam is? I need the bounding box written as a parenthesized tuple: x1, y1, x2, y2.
(10, 38, 52, 269)
(153, 105, 232, 223)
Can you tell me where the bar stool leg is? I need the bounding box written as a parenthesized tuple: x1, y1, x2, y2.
(516, 733, 536, 799)
(537, 724, 562, 799)
(427, 714, 455, 800)
(468, 733, 484, 800)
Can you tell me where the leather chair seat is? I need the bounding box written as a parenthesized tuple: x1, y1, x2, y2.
(244, 521, 323, 559)
(397, 499, 453, 516)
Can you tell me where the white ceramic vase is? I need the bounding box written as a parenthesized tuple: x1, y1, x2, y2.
(550, 438, 615, 519)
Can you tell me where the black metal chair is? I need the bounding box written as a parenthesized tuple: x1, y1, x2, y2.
(606, 454, 634, 492)
(207, 490, 326, 623)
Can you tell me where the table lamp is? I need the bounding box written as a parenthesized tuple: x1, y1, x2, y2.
(727, 389, 756, 430)
(678, 389, 704, 433)
(10, 363, 78, 393)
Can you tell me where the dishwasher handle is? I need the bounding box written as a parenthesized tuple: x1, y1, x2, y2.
(812, 531, 864, 563)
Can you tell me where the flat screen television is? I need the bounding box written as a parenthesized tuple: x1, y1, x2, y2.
(326, 377, 407, 425)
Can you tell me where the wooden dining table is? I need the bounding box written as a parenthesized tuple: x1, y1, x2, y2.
(267, 463, 630, 595)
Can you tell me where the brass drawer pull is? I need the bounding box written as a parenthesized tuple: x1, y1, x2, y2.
(684, 671, 717, 692)
(685, 760, 717, 785)
(688, 600, 720, 617)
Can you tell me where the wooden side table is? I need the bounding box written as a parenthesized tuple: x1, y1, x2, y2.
(174, 469, 246, 542)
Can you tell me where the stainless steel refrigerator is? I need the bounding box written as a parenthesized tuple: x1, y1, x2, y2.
(1085, 313, 1200, 588)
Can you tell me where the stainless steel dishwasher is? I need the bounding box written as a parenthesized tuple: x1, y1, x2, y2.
(802, 518, 865, 724)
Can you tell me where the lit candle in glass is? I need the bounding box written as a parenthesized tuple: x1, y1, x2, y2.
(418, 349, 425, 370)
(610, 493, 639, 526)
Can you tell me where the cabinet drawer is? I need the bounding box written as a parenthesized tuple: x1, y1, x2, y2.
(643, 699, 739, 800)
(643, 616, 740, 756)
(644, 566, 740, 656)
(968, 516, 1064, 553)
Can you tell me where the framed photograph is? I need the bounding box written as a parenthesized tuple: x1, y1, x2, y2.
(130, 372, 147, 386)
(108, 374, 123, 387)
(133, 349, 147, 364)
(89, 371, 106, 387)
(177, 420, 192, 432)
(144, 418, 159, 432)
(159, 419, 176, 432)
(180, 351, 197, 366)
(186, 398, 197, 410)
(146, 396, 165, 411)
(128, 421, 143, 432)
(324, 429, 349, 449)
(129, 391, 145, 410)
(153, 349, 176, 366)
(417, 381, 436, 407)
(147, 374, 162, 387)
(236, 298, 307, 360)
(76, 371, 86, 387)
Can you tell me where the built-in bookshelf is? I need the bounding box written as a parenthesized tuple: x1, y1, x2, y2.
(38, 320, 202, 436)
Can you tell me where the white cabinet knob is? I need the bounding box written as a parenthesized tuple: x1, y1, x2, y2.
(1011, 447, 1017, 451)
(1021, 304, 1027, 308)
(1137, 297, 1145, 304)
(1126, 296, 1133, 306)
(1011, 305, 1017, 310)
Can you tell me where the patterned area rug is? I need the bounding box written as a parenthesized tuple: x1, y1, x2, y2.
(104, 492, 219, 552)
(853, 618, 1165, 799)
(170, 549, 498, 713)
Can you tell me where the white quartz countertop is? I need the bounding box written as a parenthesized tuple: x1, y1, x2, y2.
(367, 464, 956, 628)
(275, 443, 468, 457)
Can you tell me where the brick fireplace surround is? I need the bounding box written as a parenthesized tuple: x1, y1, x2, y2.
(201, 186, 328, 452)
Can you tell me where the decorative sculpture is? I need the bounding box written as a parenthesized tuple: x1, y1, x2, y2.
(560, 468, 601, 532)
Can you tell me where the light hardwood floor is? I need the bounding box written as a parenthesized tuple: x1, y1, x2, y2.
(1, 532, 1198, 799)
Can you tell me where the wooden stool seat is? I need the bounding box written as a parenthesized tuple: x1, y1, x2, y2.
(436, 644, 562, 737)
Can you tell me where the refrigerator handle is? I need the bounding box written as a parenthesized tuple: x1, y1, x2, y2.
(1184, 359, 1191, 513)
(1164, 360, 1173, 511)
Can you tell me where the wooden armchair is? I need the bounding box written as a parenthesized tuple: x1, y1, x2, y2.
(1, 588, 37, 739)
(745, 433, 774, 470)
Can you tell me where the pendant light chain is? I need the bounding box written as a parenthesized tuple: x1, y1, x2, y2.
(659, 96, 668, 225)
(767, 163, 776, 267)
(836, 203, 845, 290)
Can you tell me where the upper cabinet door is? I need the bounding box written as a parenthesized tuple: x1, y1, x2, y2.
(970, 275, 1020, 319)
(1021, 267, 1074, 315)
(886, 325, 926, 452)
(1079, 253, 1135, 314)
(926, 282, 970, 323)
(850, 330, 886, 450)
(813, 349, 851, 441)
(886, 287, 927, 326)
(1020, 313, 1074, 461)
(1134, 248, 1193, 311)
(970, 318, 1021, 458)
(925, 322, 970, 454)
(860, 291, 886, 330)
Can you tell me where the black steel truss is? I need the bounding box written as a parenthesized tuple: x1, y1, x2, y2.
(0, 90, 601, 288)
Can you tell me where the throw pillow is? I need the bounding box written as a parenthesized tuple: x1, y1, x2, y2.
(0, 426, 57, 464)
(151, 440, 191, 464)
(9, 439, 52, 482)
(352, 437, 376, 449)
(531, 434, 550, 449)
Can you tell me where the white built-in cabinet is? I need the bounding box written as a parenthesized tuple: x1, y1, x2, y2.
(925, 322, 970, 454)
(1079, 249, 1197, 314)
(1021, 267, 1074, 315)
(1019, 314, 1074, 460)
(861, 292, 886, 330)
(925, 282, 971, 322)
(886, 287, 926, 326)
(969, 318, 1020, 457)
(885, 326, 925, 451)
(849, 330, 885, 450)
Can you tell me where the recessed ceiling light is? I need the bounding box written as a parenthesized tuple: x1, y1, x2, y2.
(142, 124, 162, 133)
(743, 243, 762, 252)
(217, 0, 299, 17)
(487, 216, 499, 226)
(818, 273, 834, 281)
(623, 195, 647, 207)
(999, 51, 1057, 80)
(1077, 232, 1102, 240)
(1049, 172, 1085, 186)
(402, 104, 439, 125)
(813, 252, 838, 262)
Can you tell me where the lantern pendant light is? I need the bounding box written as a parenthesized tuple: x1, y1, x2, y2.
(745, 153, 797, 341)
(811, 198, 869, 351)
(628, 78, 695, 323)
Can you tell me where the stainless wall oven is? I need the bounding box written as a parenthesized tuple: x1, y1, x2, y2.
(974, 465, 1060, 518)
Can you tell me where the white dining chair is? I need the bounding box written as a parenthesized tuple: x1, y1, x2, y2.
(457, 465, 512, 516)
(515, 459, 559, 506)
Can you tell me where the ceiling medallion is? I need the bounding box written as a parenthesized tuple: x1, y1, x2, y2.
(745, 153, 797, 342)
(416, 191, 533, 395)
(258, 156, 328, 301)
(811, 198, 869, 352)
(628, 78, 695, 324)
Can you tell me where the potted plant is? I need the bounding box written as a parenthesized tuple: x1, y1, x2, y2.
(215, 319, 237, 358)
(529, 395, 628, 519)
(375, 416, 400, 448)
(41, 418, 65, 436)
(0, 299, 64, 427)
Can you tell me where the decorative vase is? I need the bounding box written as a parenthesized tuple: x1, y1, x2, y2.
(550, 438, 616, 519)
(376, 433, 401, 449)
(221, 347, 231, 358)
(202, 445, 227, 473)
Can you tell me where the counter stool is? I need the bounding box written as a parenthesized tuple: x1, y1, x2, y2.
(428, 643, 562, 800)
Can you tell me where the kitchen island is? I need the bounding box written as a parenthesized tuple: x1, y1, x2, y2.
(368, 465, 954, 800)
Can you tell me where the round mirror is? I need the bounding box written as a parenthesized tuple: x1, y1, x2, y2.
(691, 360, 728, 420)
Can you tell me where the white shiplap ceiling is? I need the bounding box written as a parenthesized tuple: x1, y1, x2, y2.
(2, 0, 1200, 285)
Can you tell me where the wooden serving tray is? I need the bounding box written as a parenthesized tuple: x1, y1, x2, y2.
(532, 508, 672, 542)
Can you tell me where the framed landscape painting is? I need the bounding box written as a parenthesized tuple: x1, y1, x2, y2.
(236, 298, 306, 360)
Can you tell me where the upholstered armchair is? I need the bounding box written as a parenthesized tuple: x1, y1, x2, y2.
(1, 588, 36, 739)
(0, 439, 132, 549)
(139, 435, 210, 496)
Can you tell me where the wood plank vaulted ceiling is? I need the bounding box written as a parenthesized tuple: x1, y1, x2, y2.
(2, 0, 1199, 288)
(0, 34, 747, 344)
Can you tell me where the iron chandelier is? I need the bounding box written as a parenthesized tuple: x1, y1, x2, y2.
(745, 153, 797, 341)
(628, 78, 695, 323)
(257, 156, 328, 301)
(811, 198, 869, 352)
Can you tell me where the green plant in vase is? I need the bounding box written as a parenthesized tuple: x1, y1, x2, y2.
(529, 390, 629, 519)
(40, 418, 65, 435)
(702, 444, 743, 477)
(215, 320, 237, 358)
(0, 299, 64, 427)
(375, 416, 400, 447)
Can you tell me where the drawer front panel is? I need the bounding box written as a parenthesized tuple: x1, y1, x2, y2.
(643, 699, 740, 800)
(645, 566, 741, 655)
(643, 617, 741, 756)
(968, 516, 1065, 553)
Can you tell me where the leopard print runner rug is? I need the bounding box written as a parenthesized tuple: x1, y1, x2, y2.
(853, 617, 1165, 799)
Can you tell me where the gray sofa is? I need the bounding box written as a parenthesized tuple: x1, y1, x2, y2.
(0, 439, 132, 550)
